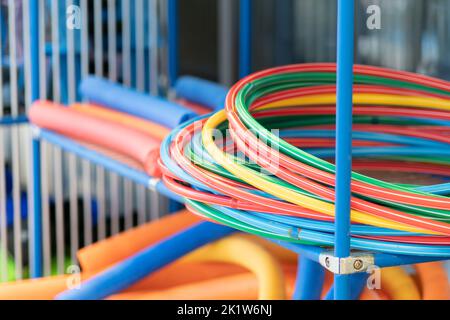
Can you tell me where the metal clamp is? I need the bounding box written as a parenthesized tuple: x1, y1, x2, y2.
(148, 178, 160, 192)
(319, 251, 374, 275)
(31, 125, 41, 139)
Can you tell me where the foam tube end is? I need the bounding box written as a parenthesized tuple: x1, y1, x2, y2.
(175, 76, 228, 111)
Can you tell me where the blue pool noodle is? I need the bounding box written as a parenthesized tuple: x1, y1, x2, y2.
(56, 222, 235, 300)
(79, 77, 197, 129)
(175, 76, 228, 111)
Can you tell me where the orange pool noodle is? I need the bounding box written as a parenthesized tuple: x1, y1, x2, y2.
(415, 262, 450, 300)
(78, 210, 201, 272)
(71, 103, 170, 141)
(108, 265, 297, 300)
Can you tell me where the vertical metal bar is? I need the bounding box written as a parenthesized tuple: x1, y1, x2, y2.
(82, 159, 92, 246)
(149, 189, 160, 222)
(38, 0, 47, 100)
(149, 0, 159, 95)
(53, 147, 65, 275)
(94, 0, 106, 242)
(149, 0, 164, 221)
(239, 0, 252, 78)
(23, 0, 33, 281)
(0, 125, 6, 282)
(122, 0, 132, 86)
(8, 0, 23, 280)
(80, 0, 89, 79)
(136, 0, 145, 91)
(325, 273, 368, 300)
(125, 183, 133, 230)
(334, 0, 354, 300)
(0, 2, 8, 283)
(23, 0, 32, 110)
(108, 172, 119, 237)
(95, 166, 105, 240)
(168, 0, 178, 86)
(135, 0, 147, 225)
(218, 0, 236, 86)
(94, 0, 104, 77)
(51, 0, 65, 275)
(66, 0, 79, 264)
(106, 0, 118, 240)
(108, 0, 118, 81)
(80, 0, 93, 247)
(41, 142, 51, 276)
(36, 0, 48, 278)
(122, 0, 134, 232)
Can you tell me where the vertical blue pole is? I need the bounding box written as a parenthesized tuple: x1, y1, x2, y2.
(325, 273, 368, 300)
(167, 0, 183, 212)
(334, 0, 354, 300)
(239, 0, 252, 78)
(168, 0, 178, 87)
(293, 256, 325, 300)
(30, 0, 42, 278)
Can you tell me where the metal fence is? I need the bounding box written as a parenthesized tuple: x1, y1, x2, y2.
(0, 0, 174, 282)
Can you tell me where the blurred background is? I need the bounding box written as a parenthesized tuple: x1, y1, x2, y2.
(179, 0, 450, 85)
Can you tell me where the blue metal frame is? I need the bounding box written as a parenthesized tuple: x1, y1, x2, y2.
(30, 0, 43, 279)
(239, 0, 252, 78)
(238, 0, 448, 300)
(35, 129, 181, 202)
(334, 0, 355, 300)
(168, 0, 179, 87)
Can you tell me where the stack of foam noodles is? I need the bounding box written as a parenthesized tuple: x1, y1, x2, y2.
(0, 65, 449, 300)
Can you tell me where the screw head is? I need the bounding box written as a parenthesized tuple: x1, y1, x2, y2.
(325, 257, 330, 268)
(353, 259, 364, 270)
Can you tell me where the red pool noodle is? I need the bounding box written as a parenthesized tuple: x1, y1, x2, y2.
(29, 100, 162, 177)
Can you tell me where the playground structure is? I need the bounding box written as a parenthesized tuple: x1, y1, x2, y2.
(0, 0, 448, 300)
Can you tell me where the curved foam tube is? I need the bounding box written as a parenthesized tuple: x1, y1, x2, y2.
(238, 234, 297, 263)
(180, 235, 287, 300)
(360, 288, 388, 300)
(109, 265, 298, 300)
(29, 101, 161, 177)
(71, 103, 170, 141)
(80, 77, 197, 128)
(0, 275, 77, 300)
(380, 267, 421, 300)
(79, 211, 296, 274)
(0, 263, 247, 300)
(78, 210, 200, 272)
(57, 222, 235, 300)
(414, 262, 450, 300)
(175, 76, 228, 111)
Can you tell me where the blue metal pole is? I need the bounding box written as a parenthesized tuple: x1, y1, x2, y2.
(29, 0, 42, 278)
(293, 256, 325, 300)
(239, 0, 252, 78)
(166, 0, 185, 212)
(168, 0, 178, 87)
(334, 0, 354, 300)
(325, 273, 368, 300)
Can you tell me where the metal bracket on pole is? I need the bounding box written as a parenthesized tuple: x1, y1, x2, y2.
(148, 178, 160, 192)
(31, 125, 41, 139)
(319, 251, 374, 275)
